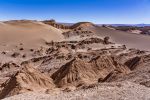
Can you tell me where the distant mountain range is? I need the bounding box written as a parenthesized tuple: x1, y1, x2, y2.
(59, 23, 150, 27)
(104, 24, 150, 27)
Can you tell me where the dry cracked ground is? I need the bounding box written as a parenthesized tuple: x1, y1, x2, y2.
(0, 20, 150, 100)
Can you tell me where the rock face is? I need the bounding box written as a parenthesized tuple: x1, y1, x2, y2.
(51, 56, 130, 87)
(125, 56, 143, 70)
(0, 62, 20, 73)
(0, 65, 55, 99)
(42, 20, 70, 29)
(124, 54, 150, 71)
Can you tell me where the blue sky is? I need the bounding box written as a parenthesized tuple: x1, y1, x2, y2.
(0, 0, 150, 24)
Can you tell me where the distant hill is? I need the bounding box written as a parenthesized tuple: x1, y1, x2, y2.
(97, 24, 150, 27)
(59, 22, 150, 27)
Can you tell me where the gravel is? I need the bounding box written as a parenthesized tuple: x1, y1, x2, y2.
(3, 81, 150, 100)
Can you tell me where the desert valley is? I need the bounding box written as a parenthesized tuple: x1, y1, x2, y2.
(0, 20, 149, 100)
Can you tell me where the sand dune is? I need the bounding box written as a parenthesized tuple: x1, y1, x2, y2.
(0, 20, 64, 50)
(70, 22, 95, 29)
(65, 22, 150, 51)
(92, 26, 150, 51)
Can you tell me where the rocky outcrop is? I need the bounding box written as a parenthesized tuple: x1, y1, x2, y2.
(0, 63, 20, 73)
(78, 37, 104, 45)
(125, 54, 150, 70)
(42, 20, 70, 29)
(125, 56, 143, 70)
(51, 56, 130, 87)
(62, 30, 93, 38)
(0, 65, 55, 99)
(70, 22, 95, 29)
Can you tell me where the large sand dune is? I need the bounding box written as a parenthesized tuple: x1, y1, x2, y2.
(92, 26, 150, 51)
(72, 22, 150, 50)
(0, 20, 64, 50)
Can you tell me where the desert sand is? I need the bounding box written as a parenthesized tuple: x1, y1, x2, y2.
(93, 26, 150, 51)
(0, 20, 64, 50)
(0, 20, 150, 100)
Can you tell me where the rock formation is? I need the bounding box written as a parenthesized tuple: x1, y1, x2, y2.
(42, 20, 70, 29)
(0, 65, 55, 99)
(51, 56, 130, 87)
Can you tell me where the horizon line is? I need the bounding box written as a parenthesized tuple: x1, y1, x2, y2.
(0, 19, 150, 25)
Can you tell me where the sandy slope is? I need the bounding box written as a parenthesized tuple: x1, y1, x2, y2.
(0, 20, 64, 50)
(88, 26, 150, 51)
